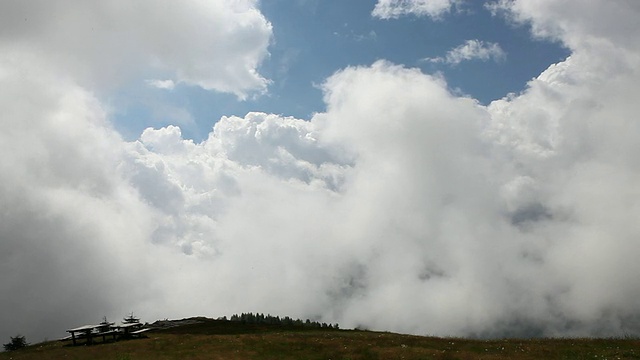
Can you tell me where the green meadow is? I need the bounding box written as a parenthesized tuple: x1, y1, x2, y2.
(2, 318, 639, 360)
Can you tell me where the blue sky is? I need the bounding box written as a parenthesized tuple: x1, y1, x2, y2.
(111, 0, 568, 141)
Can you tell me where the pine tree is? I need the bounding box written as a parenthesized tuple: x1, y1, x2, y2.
(3, 335, 28, 351)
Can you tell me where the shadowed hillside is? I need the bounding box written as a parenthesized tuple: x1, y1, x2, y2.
(1, 317, 639, 359)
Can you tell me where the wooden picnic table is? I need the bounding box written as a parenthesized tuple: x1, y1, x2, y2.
(64, 321, 150, 345)
(66, 322, 118, 345)
(117, 322, 143, 338)
(66, 324, 100, 346)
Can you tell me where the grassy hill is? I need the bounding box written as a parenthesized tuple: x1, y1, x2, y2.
(2, 318, 639, 359)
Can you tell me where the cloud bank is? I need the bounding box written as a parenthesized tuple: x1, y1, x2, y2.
(2, 0, 640, 343)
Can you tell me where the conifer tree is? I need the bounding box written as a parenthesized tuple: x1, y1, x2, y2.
(3, 335, 28, 351)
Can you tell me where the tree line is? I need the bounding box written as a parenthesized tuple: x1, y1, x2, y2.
(225, 312, 339, 329)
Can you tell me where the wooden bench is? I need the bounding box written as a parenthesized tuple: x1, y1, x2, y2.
(96, 330, 119, 342)
(58, 335, 74, 342)
(129, 328, 152, 337)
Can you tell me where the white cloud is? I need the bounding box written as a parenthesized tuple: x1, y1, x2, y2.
(0, 55, 160, 341)
(146, 79, 176, 90)
(2, 0, 640, 344)
(427, 39, 506, 65)
(372, 0, 461, 19)
(486, 0, 640, 53)
(0, 0, 272, 98)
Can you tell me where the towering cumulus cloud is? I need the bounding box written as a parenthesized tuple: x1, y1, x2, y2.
(1, 0, 640, 343)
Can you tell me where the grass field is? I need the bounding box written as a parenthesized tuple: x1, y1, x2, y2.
(2, 318, 639, 359)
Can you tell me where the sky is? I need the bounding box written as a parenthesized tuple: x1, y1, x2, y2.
(1, 0, 640, 343)
(109, 0, 569, 141)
